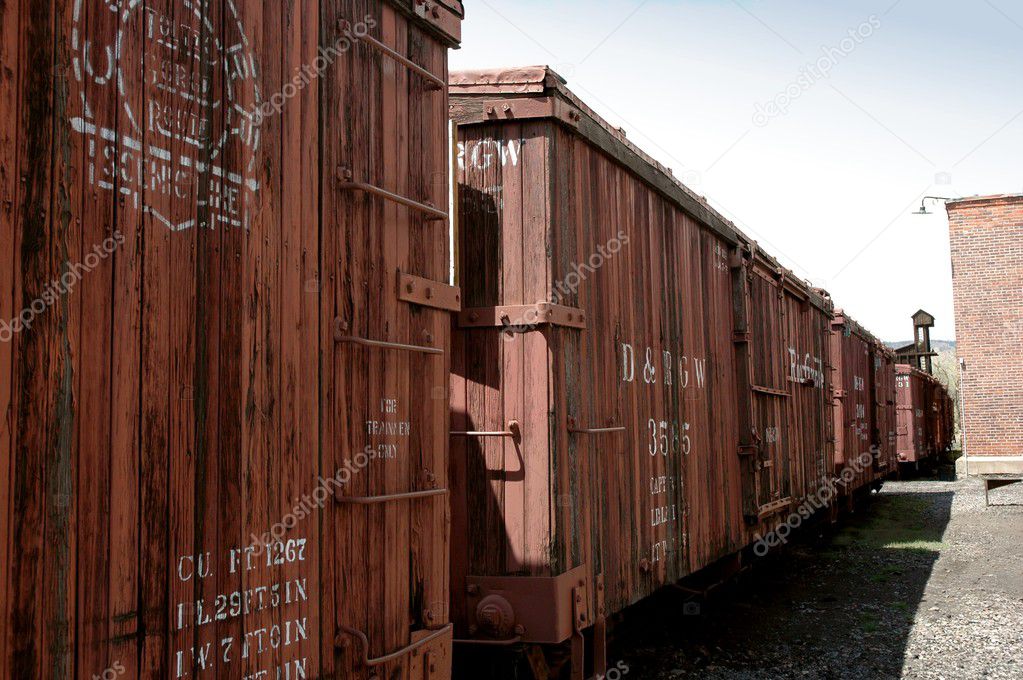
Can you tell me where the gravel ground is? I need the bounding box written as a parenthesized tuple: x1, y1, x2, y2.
(614, 476, 1023, 680)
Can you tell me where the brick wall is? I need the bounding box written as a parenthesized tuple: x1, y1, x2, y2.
(946, 195, 1023, 458)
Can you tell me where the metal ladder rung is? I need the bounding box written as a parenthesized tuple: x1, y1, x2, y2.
(339, 177, 448, 222)
(352, 29, 445, 91)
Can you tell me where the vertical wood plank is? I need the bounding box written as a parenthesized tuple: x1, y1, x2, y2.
(0, 0, 22, 674)
(10, 0, 58, 676)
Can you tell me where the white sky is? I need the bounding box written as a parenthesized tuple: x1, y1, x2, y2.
(450, 0, 1023, 341)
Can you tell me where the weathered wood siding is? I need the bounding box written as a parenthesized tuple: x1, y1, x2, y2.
(0, 1, 461, 678)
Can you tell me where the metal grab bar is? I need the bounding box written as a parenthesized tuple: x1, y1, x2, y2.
(453, 636, 523, 647)
(451, 420, 520, 438)
(570, 426, 627, 435)
(451, 431, 516, 437)
(339, 176, 448, 221)
(567, 418, 626, 435)
(337, 623, 453, 667)
(336, 488, 448, 505)
(333, 319, 444, 356)
(345, 24, 445, 91)
(335, 334, 444, 355)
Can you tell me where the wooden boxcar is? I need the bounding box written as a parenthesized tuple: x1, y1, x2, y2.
(0, 1, 462, 678)
(449, 67, 839, 676)
(830, 313, 898, 495)
(896, 364, 936, 471)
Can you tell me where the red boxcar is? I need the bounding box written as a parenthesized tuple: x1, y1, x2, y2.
(0, 2, 462, 678)
(830, 313, 899, 495)
(896, 364, 933, 470)
(449, 67, 841, 675)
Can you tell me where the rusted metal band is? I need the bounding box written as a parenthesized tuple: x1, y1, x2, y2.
(459, 303, 587, 330)
(339, 177, 448, 221)
(337, 488, 448, 505)
(337, 623, 453, 667)
(751, 384, 790, 397)
(351, 29, 445, 90)
(398, 272, 462, 312)
(450, 97, 581, 128)
(757, 497, 792, 518)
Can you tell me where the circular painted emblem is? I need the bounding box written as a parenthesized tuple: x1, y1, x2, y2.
(70, 0, 262, 231)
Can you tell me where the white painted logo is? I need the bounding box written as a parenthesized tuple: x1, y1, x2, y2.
(70, 0, 262, 232)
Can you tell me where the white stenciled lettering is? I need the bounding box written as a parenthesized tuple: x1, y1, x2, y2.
(643, 348, 657, 384)
(621, 343, 635, 383)
(458, 139, 522, 171)
(70, 1, 261, 232)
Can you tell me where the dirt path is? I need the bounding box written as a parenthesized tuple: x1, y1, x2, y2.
(614, 477, 1023, 679)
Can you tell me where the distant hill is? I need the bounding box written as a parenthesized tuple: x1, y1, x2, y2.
(885, 340, 957, 353)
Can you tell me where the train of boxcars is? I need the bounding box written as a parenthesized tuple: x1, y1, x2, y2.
(0, 3, 953, 680)
(448, 66, 954, 678)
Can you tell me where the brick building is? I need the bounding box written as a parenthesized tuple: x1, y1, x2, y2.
(945, 194, 1023, 482)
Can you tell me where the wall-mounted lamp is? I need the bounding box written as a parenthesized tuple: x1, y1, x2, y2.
(912, 196, 953, 215)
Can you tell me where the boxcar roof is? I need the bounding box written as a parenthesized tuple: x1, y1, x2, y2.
(450, 65, 833, 313)
(834, 310, 891, 354)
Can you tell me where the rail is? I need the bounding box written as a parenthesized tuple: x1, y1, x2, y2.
(337, 623, 453, 667)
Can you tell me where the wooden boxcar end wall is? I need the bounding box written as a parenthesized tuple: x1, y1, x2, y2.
(0, 2, 462, 679)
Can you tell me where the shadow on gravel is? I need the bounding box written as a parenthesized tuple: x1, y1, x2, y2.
(614, 487, 955, 680)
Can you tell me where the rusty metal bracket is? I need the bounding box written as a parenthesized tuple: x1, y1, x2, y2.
(336, 623, 453, 667)
(459, 303, 587, 331)
(465, 565, 589, 644)
(593, 573, 608, 676)
(737, 443, 759, 457)
(338, 169, 448, 221)
(570, 582, 590, 680)
(758, 497, 793, 519)
(751, 384, 790, 398)
(413, 0, 461, 42)
(452, 96, 582, 128)
(398, 272, 462, 312)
